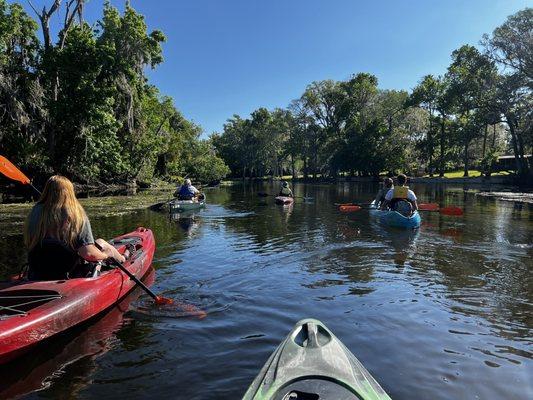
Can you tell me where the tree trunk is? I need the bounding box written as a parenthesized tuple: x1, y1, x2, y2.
(439, 117, 445, 177)
(482, 124, 488, 159)
(313, 149, 318, 180)
(506, 115, 524, 176)
(428, 112, 433, 177)
(463, 140, 469, 177)
(516, 128, 528, 175)
(291, 154, 296, 179)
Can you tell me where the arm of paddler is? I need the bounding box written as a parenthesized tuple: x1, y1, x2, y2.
(78, 243, 109, 262)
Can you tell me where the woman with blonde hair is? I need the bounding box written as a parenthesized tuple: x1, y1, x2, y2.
(24, 175, 125, 280)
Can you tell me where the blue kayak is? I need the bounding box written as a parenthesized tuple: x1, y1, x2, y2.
(370, 202, 421, 229)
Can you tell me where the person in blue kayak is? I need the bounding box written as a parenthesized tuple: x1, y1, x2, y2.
(24, 175, 126, 280)
(175, 178, 200, 200)
(278, 181, 293, 197)
(373, 177, 393, 208)
(381, 174, 418, 216)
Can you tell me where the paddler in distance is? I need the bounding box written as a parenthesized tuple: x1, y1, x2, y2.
(380, 173, 418, 216)
(374, 177, 393, 208)
(175, 178, 200, 201)
(278, 180, 293, 197)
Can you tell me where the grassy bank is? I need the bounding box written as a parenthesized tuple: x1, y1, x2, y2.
(0, 189, 174, 238)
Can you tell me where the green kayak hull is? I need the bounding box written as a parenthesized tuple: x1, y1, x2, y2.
(243, 319, 391, 400)
(168, 194, 206, 213)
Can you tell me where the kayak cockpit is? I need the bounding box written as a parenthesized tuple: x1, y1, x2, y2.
(0, 289, 61, 320)
(272, 378, 357, 400)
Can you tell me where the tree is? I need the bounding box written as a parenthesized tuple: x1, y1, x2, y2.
(482, 8, 533, 87)
(0, 1, 229, 187)
(483, 8, 532, 178)
(446, 45, 498, 176)
(212, 115, 250, 179)
(300, 80, 345, 177)
(0, 0, 46, 171)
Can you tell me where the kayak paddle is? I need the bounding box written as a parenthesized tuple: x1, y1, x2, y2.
(336, 202, 374, 212)
(108, 258, 173, 305)
(339, 205, 361, 212)
(0, 155, 41, 195)
(418, 203, 464, 216)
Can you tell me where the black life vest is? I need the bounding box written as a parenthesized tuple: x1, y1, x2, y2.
(28, 239, 81, 280)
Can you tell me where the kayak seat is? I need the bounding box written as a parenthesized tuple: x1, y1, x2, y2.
(276, 380, 355, 400)
(281, 390, 319, 400)
(28, 240, 82, 281)
(391, 199, 412, 217)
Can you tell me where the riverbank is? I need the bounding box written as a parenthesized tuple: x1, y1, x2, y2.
(0, 189, 173, 238)
(223, 174, 528, 187)
(0, 179, 175, 204)
(475, 191, 533, 204)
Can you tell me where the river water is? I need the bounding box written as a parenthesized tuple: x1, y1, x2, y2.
(0, 182, 531, 399)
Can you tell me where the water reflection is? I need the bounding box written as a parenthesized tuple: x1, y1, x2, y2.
(170, 210, 201, 237)
(0, 182, 531, 399)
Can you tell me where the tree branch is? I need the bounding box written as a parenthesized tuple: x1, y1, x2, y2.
(46, 0, 62, 19)
(26, 0, 39, 16)
(59, 0, 83, 49)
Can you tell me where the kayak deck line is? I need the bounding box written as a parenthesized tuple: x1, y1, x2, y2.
(0, 291, 63, 320)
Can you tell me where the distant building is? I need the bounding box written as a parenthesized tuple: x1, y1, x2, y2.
(493, 154, 532, 172)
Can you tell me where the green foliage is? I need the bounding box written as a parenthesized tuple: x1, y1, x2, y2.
(0, 0, 45, 171)
(0, 1, 229, 185)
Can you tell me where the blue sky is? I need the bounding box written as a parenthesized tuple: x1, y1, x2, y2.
(21, 0, 531, 136)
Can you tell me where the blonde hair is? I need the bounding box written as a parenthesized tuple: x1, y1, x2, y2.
(24, 175, 87, 250)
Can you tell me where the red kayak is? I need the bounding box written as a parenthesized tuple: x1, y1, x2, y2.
(275, 196, 294, 205)
(0, 269, 155, 398)
(0, 227, 155, 364)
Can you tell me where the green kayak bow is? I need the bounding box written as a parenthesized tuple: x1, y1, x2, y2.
(243, 319, 391, 400)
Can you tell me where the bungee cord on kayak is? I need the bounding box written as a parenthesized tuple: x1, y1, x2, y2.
(0, 292, 62, 319)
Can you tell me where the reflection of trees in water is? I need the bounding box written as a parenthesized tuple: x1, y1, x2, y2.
(408, 201, 532, 341)
(218, 183, 423, 297)
(170, 211, 201, 238)
(303, 247, 377, 295)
